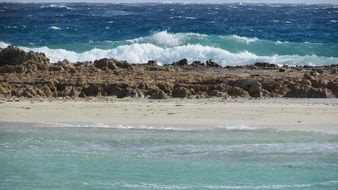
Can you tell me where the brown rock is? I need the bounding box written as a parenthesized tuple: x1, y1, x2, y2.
(81, 84, 102, 97)
(0, 46, 50, 67)
(228, 87, 250, 98)
(115, 60, 134, 70)
(173, 58, 188, 66)
(94, 58, 118, 70)
(12, 86, 37, 98)
(191, 61, 205, 67)
(56, 59, 75, 71)
(304, 72, 315, 80)
(40, 85, 54, 97)
(0, 83, 12, 96)
(172, 86, 191, 98)
(209, 90, 228, 97)
(206, 59, 222, 68)
(302, 79, 312, 86)
(327, 81, 338, 97)
(310, 70, 320, 77)
(279, 68, 286, 72)
(313, 68, 324, 75)
(147, 60, 157, 66)
(285, 85, 335, 98)
(254, 62, 278, 68)
(150, 89, 170, 99)
(311, 78, 329, 89)
(157, 82, 173, 95)
(107, 85, 132, 98)
(59, 86, 81, 97)
(127, 89, 145, 98)
(240, 79, 262, 97)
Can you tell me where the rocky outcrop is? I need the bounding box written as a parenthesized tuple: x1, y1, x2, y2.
(172, 59, 188, 66)
(228, 87, 250, 98)
(286, 85, 335, 98)
(239, 79, 263, 97)
(191, 61, 205, 67)
(150, 89, 170, 99)
(254, 62, 278, 68)
(172, 86, 192, 98)
(1, 47, 337, 99)
(206, 59, 222, 68)
(94, 58, 118, 70)
(0, 46, 50, 67)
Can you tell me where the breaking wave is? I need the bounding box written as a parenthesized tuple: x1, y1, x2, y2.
(19, 43, 338, 66)
(2, 31, 338, 66)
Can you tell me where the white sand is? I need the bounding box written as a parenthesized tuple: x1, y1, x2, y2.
(0, 98, 338, 133)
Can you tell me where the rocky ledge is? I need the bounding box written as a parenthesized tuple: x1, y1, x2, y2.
(0, 46, 337, 99)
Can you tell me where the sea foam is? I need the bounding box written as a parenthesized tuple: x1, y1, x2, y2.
(3, 31, 338, 66)
(0, 41, 10, 49)
(20, 43, 338, 66)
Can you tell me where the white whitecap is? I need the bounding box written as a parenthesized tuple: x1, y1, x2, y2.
(129, 31, 206, 48)
(228, 35, 258, 44)
(49, 26, 61, 30)
(40, 4, 72, 10)
(19, 43, 338, 67)
(185, 17, 197, 20)
(0, 41, 10, 48)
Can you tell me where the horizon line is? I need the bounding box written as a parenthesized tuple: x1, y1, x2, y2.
(0, 1, 337, 5)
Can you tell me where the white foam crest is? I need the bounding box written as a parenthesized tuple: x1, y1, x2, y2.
(185, 16, 197, 20)
(49, 26, 61, 30)
(229, 35, 259, 44)
(40, 4, 73, 10)
(129, 31, 206, 47)
(147, 31, 182, 46)
(0, 41, 10, 49)
(20, 43, 338, 66)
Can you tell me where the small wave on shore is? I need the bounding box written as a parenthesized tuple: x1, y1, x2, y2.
(30, 122, 259, 132)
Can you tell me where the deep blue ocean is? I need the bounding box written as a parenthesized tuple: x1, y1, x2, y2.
(1, 3, 338, 65)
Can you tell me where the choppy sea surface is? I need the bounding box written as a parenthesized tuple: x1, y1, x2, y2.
(0, 3, 338, 66)
(1, 124, 338, 190)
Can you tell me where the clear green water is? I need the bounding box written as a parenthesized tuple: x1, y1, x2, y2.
(1, 124, 338, 190)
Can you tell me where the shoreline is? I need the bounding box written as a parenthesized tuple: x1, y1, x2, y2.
(1, 98, 338, 134)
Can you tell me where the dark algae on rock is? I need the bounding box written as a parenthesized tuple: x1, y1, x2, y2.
(0, 46, 337, 99)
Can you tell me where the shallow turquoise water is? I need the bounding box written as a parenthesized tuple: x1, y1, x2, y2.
(1, 124, 338, 190)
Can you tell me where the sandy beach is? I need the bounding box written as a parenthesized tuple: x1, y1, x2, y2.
(1, 98, 337, 133)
